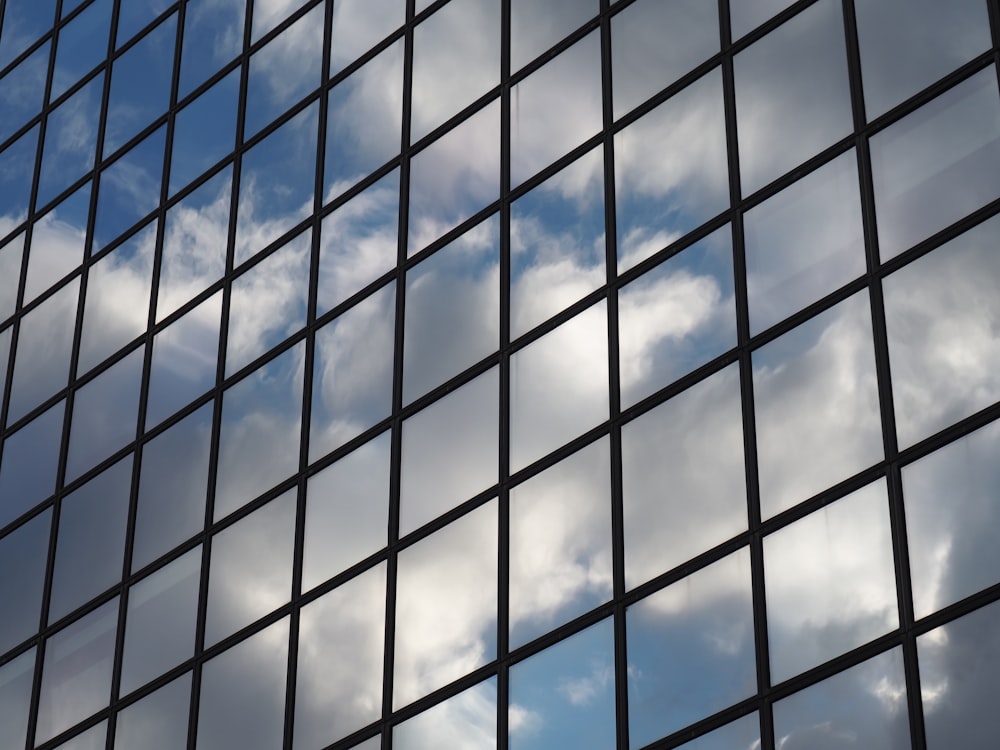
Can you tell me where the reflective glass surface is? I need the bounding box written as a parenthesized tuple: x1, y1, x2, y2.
(510, 301, 608, 472)
(622, 363, 746, 589)
(918, 600, 1000, 748)
(394, 500, 497, 708)
(764, 480, 898, 682)
(509, 438, 612, 648)
(753, 292, 882, 518)
(3, 3, 1000, 747)
(870, 68, 1000, 260)
(884, 213, 1000, 447)
(120, 547, 201, 695)
(734, 0, 852, 195)
(36, 597, 119, 745)
(627, 548, 756, 748)
(614, 68, 728, 271)
(295, 562, 386, 749)
(903, 417, 1000, 619)
(196, 617, 289, 750)
(509, 618, 615, 750)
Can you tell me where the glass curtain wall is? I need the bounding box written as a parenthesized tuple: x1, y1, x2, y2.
(1, 0, 1000, 748)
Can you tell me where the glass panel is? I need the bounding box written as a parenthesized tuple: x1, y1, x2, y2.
(37, 72, 103, 210)
(626, 548, 756, 748)
(146, 291, 222, 429)
(510, 31, 601, 188)
(196, 617, 289, 750)
(0, 648, 35, 750)
(156, 166, 231, 321)
(870, 67, 1000, 260)
(310, 282, 395, 460)
(744, 150, 865, 334)
(205, 489, 295, 645)
(120, 547, 201, 695)
(394, 677, 496, 749)
(0, 41, 49, 145)
(116, 0, 174, 47)
(295, 562, 386, 749)
(7, 277, 78, 423)
(764, 480, 898, 683)
(317, 168, 398, 313)
(0, 234, 24, 319)
(0, 510, 50, 654)
(410, 0, 498, 141)
(177, 0, 245, 98)
(773, 648, 909, 748)
(729, 0, 797, 40)
(324, 39, 404, 200)
(330, 0, 404, 74)
(855, 0, 991, 119)
(510, 0, 596, 73)
(618, 225, 735, 406)
(226, 230, 309, 376)
(403, 215, 499, 403)
(510, 146, 604, 339)
(675, 713, 759, 750)
(509, 618, 615, 750)
(234, 102, 317, 265)
(0, 126, 40, 230)
(884, 213, 1000, 447)
(169, 68, 239, 195)
(78, 220, 155, 375)
(734, 0, 852, 195)
(52, 721, 106, 750)
(903, 418, 1000, 619)
(251, 0, 305, 41)
(23, 181, 90, 304)
(104, 12, 177, 155)
(622, 363, 746, 590)
(614, 69, 728, 271)
(93, 125, 166, 250)
(394, 501, 497, 708)
(114, 673, 191, 750)
(611, 0, 718, 119)
(509, 437, 612, 648)
(35, 597, 119, 745)
(49, 457, 131, 622)
(132, 403, 213, 569)
(244, 4, 322, 138)
(50, 0, 113, 100)
(918, 599, 1000, 748)
(408, 98, 500, 254)
(399, 367, 498, 535)
(214, 342, 303, 520)
(0, 0, 56, 69)
(510, 301, 608, 473)
(66, 346, 143, 480)
(0, 401, 64, 527)
(753, 291, 882, 519)
(302, 431, 389, 591)
(0, 326, 9, 404)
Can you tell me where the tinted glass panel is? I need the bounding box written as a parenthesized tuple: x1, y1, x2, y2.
(394, 677, 496, 749)
(0, 401, 64, 527)
(0, 648, 36, 750)
(870, 68, 1000, 260)
(114, 673, 191, 750)
(0, 510, 50, 654)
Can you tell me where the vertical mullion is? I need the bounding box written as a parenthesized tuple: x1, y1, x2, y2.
(104, 2, 188, 748)
(284, 0, 335, 746)
(496, 0, 511, 745)
(599, 3, 630, 750)
(186, 0, 255, 745)
(718, 1, 774, 748)
(382, 1, 415, 745)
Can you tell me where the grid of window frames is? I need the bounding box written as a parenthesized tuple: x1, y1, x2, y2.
(1, 0, 1000, 748)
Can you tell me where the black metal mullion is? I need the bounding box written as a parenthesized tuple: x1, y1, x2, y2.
(381, 0, 415, 745)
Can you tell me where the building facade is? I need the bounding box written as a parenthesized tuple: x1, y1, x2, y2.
(1, 0, 1000, 748)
